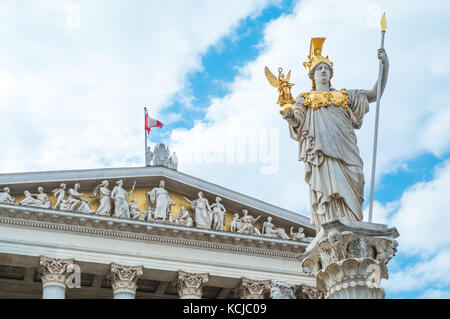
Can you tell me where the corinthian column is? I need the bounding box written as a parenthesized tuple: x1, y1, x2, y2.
(176, 270, 209, 299)
(40, 256, 75, 299)
(300, 219, 399, 299)
(239, 278, 271, 299)
(110, 263, 143, 299)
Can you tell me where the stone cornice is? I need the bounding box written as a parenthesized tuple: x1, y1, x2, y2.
(0, 203, 307, 259)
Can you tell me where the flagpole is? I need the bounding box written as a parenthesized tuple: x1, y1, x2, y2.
(368, 13, 387, 223)
(144, 107, 148, 166)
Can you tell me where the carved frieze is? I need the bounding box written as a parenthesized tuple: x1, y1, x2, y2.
(0, 179, 314, 242)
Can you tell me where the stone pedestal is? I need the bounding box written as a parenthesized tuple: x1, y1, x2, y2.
(239, 278, 271, 299)
(40, 256, 75, 299)
(177, 270, 209, 299)
(299, 219, 399, 299)
(110, 263, 143, 299)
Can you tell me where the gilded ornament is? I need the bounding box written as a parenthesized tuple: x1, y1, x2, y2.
(380, 12, 387, 32)
(302, 37, 333, 73)
(264, 66, 296, 110)
(299, 89, 349, 110)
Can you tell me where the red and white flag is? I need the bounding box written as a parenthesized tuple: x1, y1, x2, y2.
(145, 111, 163, 134)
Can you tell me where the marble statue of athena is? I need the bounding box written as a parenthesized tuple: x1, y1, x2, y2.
(281, 38, 389, 233)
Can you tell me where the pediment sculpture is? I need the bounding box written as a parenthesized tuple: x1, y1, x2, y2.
(184, 192, 213, 230)
(230, 209, 261, 236)
(147, 180, 175, 221)
(0, 187, 15, 204)
(1, 182, 315, 242)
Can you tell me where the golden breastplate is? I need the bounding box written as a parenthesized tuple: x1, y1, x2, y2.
(299, 89, 349, 110)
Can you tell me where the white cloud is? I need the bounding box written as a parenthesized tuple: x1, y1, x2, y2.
(384, 248, 450, 294)
(363, 200, 398, 225)
(390, 160, 450, 256)
(0, 0, 273, 172)
(66, 3, 81, 29)
(419, 289, 450, 299)
(374, 161, 450, 296)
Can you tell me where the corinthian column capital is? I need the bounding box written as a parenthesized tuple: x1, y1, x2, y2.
(110, 263, 143, 297)
(300, 219, 399, 299)
(295, 284, 325, 299)
(40, 255, 74, 289)
(177, 270, 209, 299)
(239, 278, 271, 299)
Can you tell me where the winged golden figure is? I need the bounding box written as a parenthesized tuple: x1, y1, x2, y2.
(264, 66, 296, 108)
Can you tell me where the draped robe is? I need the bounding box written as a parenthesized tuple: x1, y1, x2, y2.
(111, 186, 130, 218)
(288, 89, 369, 232)
(147, 187, 172, 220)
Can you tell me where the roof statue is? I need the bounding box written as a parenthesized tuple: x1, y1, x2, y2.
(268, 37, 389, 235)
(146, 143, 178, 170)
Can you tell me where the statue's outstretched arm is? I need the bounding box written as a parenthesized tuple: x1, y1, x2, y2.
(366, 48, 389, 103)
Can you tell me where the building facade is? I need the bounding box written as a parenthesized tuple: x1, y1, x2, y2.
(0, 166, 326, 299)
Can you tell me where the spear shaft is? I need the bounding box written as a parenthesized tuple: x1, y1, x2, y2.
(368, 13, 387, 223)
(144, 107, 148, 164)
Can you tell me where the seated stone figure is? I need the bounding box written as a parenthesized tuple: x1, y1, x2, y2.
(34, 187, 52, 209)
(129, 198, 145, 221)
(20, 190, 46, 208)
(0, 187, 15, 204)
(262, 216, 290, 240)
(236, 209, 261, 236)
(230, 213, 241, 233)
(65, 184, 92, 214)
(290, 226, 314, 242)
(173, 206, 193, 227)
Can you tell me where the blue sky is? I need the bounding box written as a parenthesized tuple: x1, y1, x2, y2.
(1, 0, 450, 298)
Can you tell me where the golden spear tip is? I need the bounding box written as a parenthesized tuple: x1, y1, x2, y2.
(380, 12, 387, 32)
